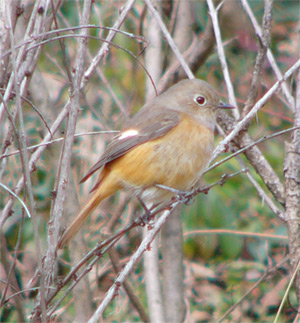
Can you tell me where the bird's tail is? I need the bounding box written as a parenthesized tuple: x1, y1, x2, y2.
(57, 177, 119, 248)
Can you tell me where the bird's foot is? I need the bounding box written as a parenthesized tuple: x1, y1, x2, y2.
(155, 184, 195, 205)
(137, 196, 154, 225)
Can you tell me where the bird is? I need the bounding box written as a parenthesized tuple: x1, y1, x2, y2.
(58, 79, 233, 248)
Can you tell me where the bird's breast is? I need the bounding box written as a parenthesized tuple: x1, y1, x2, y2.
(149, 114, 214, 188)
(108, 114, 214, 204)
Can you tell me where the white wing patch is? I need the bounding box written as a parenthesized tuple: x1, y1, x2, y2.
(118, 129, 139, 140)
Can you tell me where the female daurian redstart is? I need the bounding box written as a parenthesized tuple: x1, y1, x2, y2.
(58, 79, 233, 248)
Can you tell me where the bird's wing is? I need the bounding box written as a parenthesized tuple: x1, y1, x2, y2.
(80, 108, 180, 183)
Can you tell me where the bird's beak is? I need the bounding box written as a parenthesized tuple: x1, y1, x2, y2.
(217, 101, 235, 109)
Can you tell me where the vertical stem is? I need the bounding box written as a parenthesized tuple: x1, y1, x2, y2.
(284, 19, 300, 306)
(6, 2, 47, 320)
(38, 3, 92, 321)
(143, 2, 165, 322)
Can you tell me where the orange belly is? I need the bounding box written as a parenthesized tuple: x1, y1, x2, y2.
(99, 114, 214, 204)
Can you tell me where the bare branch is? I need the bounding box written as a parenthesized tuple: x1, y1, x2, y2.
(206, 0, 239, 118)
(144, 0, 194, 80)
(284, 48, 300, 304)
(157, 10, 215, 92)
(109, 248, 149, 322)
(43, 0, 92, 295)
(82, 0, 137, 86)
(240, 0, 295, 111)
(143, 5, 165, 322)
(242, 0, 273, 117)
(0, 130, 118, 160)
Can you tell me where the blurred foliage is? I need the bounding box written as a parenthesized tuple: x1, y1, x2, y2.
(1, 0, 299, 322)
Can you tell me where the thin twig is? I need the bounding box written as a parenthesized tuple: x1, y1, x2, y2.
(157, 12, 215, 93)
(274, 261, 300, 323)
(1, 130, 118, 160)
(50, 0, 73, 86)
(184, 229, 287, 241)
(0, 183, 31, 218)
(24, 34, 152, 89)
(0, 25, 146, 61)
(245, 165, 283, 219)
(242, 0, 273, 117)
(240, 0, 295, 110)
(0, 212, 25, 319)
(207, 125, 300, 173)
(109, 249, 149, 322)
(206, 0, 239, 118)
(144, 0, 194, 80)
(0, 88, 53, 139)
(83, 0, 137, 86)
(0, 231, 26, 321)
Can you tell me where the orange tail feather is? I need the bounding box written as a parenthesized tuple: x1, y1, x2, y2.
(58, 176, 120, 248)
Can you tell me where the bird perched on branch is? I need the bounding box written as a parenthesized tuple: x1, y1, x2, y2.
(58, 79, 233, 248)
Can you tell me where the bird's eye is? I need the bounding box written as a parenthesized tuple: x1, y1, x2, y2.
(194, 95, 207, 106)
